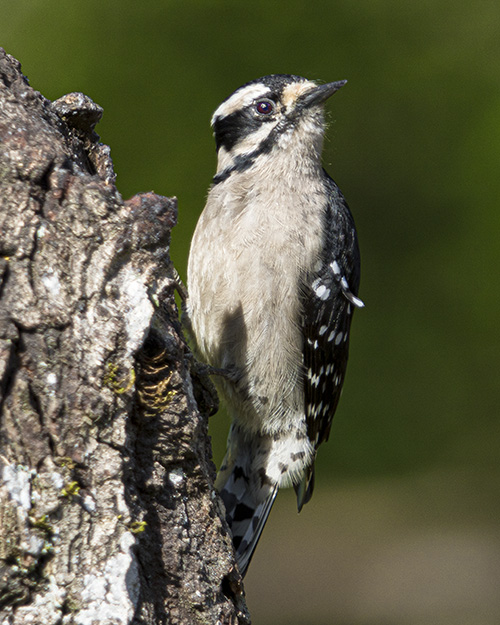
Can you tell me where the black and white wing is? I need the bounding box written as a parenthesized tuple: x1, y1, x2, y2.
(296, 173, 362, 510)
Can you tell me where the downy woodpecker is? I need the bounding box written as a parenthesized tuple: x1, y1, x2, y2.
(187, 74, 363, 576)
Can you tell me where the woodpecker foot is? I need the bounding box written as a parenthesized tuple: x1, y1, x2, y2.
(172, 265, 188, 302)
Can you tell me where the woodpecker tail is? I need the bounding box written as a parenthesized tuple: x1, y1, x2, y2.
(218, 473, 278, 577)
(216, 421, 315, 575)
(215, 426, 278, 577)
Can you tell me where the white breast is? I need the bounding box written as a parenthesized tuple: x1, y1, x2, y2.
(188, 140, 326, 435)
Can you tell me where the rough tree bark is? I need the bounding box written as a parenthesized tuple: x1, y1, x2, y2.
(0, 48, 249, 625)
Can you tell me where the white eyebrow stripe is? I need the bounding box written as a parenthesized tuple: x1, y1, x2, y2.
(211, 83, 270, 125)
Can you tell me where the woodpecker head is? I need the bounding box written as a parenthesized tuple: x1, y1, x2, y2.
(211, 74, 346, 181)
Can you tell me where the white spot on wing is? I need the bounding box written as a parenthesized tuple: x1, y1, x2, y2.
(331, 260, 341, 275)
(340, 276, 365, 308)
(347, 293, 365, 308)
(314, 284, 330, 300)
(310, 374, 320, 387)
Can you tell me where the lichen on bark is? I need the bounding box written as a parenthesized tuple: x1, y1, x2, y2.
(0, 47, 248, 625)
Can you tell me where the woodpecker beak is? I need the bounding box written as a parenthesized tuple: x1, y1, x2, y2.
(300, 80, 347, 109)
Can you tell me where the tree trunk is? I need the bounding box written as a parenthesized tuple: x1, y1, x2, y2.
(0, 48, 249, 625)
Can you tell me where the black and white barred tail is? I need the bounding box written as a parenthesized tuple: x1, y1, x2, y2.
(216, 422, 314, 576)
(217, 465, 278, 577)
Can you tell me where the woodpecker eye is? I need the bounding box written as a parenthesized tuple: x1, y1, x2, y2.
(255, 99, 275, 115)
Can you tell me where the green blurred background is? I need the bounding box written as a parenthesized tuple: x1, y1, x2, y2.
(2, 1, 499, 622)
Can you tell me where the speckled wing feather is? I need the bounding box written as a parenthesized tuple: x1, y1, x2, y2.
(298, 173, 362, 508)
